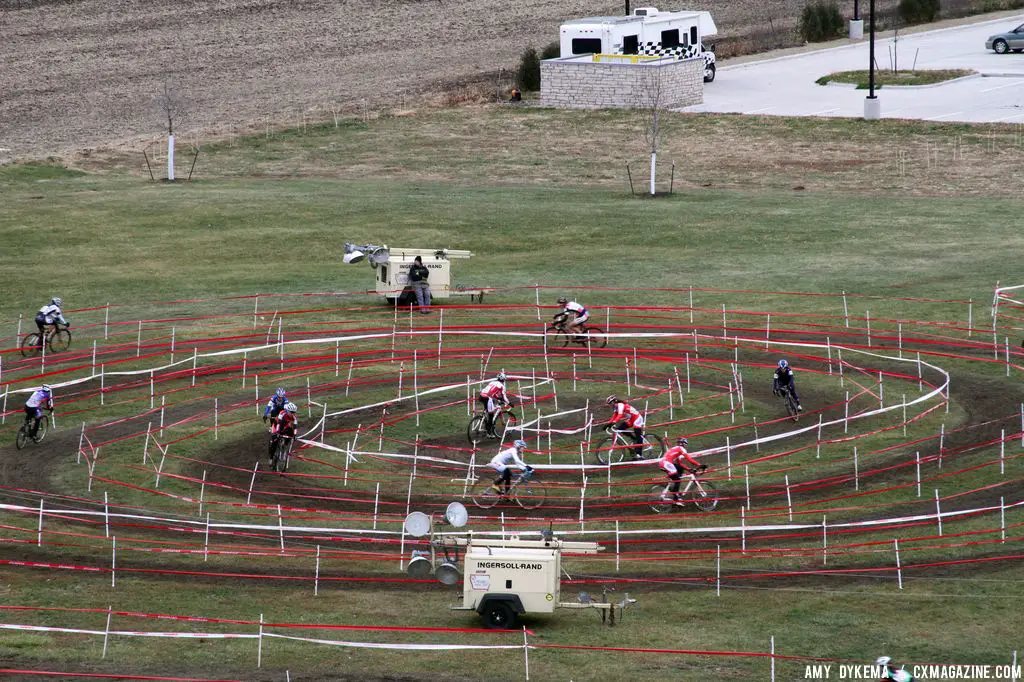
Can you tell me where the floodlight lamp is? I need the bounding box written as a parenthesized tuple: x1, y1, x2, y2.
(343, 251, 365, 264)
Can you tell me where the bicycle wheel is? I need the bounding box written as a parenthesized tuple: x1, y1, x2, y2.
(648, 484, 674, 514)
(471, 484, 501, 509)
(274, 438, 291, 473)
(546, 325, 569, 349)
(582, 325, 608, 349)
(467, 414, 488, 444)
(639, 433, 666, 459)
(48, 328, 72, 353)
(515, 481, 546, 510)
(690, 479, 720, 512)
(20, 334, 42, 358)
(493, 410, 517, 439)
(593, 437, 625, 465)
(32, 416, 49, 444)
(15, 425, 30, 450)
(783, 393, 799, 422)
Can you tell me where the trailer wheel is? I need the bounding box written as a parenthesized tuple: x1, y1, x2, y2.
(481, 601, 518, 629)
(703, 62, 716, 83)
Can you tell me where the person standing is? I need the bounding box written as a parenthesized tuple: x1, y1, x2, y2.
(408, 256, 431, 314)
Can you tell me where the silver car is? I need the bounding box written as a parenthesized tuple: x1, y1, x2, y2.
(985, 22, 1024, 54)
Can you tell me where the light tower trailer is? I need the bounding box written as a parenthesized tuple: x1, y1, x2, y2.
(372, 247, 486, 304)
(451, 534, 632, 629)
(559, 7, 719, 82)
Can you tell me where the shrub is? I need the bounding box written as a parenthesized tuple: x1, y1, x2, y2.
(517, 47, 541, 91)
(899, 0, 940, 24)
(540, 41, 560, 60)
(799, 1, 844, 42)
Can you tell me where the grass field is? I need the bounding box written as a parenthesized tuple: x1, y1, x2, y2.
(0, 106, 1022, 682)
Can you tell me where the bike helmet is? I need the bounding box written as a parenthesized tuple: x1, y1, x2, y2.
(875, 657, 892, 668)
(275, 387, 287, 398)
(284, 402, 297, 413)
(496, 372, 506, 382)
(557, 296, 568, 305)
(605, 395, 618, 406)
(41, 384, 52, 392)
(778, 359, 789, 370)
(51, 297, 63, 307)
(513, 439, 527, 449)
(676, 437, 689, 447)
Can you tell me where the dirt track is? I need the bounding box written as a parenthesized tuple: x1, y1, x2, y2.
(0, 0, 822, 163)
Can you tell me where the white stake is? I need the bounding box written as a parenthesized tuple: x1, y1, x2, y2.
(844, 391, 850, 433)
(1000, 428, 1005, 475)
(894, 538, 903, 589)
(278, 504, 285, 551)
(346, 358, 354, 396)
(716, 545, 721, 596)
(822, 515, 827, 565)
(1001, 496, 1006, 543)
(247, 461, 259, 505)
(104, 304, 109, 339)
(915, 451, 921, 497)
(111, 536, 117, 588)
(104, 491, 110, 538)
(785, 474, 793, 521)
(204, 513, 210, 562)
(842, 291, 849, 327)
(102, 606, 113, 658)
(199, 469, 207, 516)
(740, 506, 746, 552)
(770, 635, 776, 682)
(37, 498, 44, 546)
(437, 309, 444, 367)
(257, 614, 264, 668)
(935, 489, 942, 536)
(136, 320, 143, 357)
(744, 465, 750, 510)
(315, 545, 321, 596)
(853, 447, 859, 491)
(726, 437, 732, 480)
(373, 482, 380, 530)
(939, 423, 945, 468)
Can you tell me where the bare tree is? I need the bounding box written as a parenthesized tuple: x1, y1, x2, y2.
(633, 65, 668, 196)
(155, 79, 184, 136)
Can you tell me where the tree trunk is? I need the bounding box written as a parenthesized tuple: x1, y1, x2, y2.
(649, 151, 656, 195)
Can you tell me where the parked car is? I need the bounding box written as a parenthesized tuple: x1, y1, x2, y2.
(985, 23, 1024, 54)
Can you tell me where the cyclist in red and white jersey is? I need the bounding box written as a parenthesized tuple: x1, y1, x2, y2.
(658, 438, 706, 505)
(268, 402, 298, 462)
(479, 372, 514, 438)
(603, 395, 646, 460)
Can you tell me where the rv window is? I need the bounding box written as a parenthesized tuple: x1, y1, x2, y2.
(690, 26, 698, 45)
(661, 29, 680, 48)
(379, 265, 388, 282)
(623, 34, 639, 54)
(571, 38, 603, 55)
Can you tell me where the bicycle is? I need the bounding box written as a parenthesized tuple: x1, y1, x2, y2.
(648, 467, 719, 513)
(467, 405, 518, 444)
(16, 411, 51, 450)
(20, 323, 72, 358)
(471, 468, 545, 510)
(546, 316, 608, 349)
(776, 385, 800, 422)
(593, 427, 665, 464)
(269, 434, 294, 473)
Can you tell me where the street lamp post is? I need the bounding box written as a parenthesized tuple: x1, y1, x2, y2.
(864, 0, 881, 119)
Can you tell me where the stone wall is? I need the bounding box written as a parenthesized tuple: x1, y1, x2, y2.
(540, 56, 703, 109)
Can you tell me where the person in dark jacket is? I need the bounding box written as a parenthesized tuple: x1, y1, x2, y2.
(408, 256, 431, 313)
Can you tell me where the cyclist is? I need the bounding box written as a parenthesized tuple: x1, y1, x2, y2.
(658, 438, 706, 505)
(555, 296, 589, 339)
(35, 297, 69, 338)
(268, 401, 299, 462)
(262, 387, 288, 424)
(602, 395, 646, 459)
(24, 384, 54, 439)
(875, 657, 914, 682)
(489, 439, 532, 495)
(479, 372, 514, 438)
(772, 359, 803, 412)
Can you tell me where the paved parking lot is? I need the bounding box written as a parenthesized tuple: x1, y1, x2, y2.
(684, 14, 1024, 122)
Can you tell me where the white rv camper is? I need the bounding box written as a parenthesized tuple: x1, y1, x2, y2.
(559, 7, 718, 82)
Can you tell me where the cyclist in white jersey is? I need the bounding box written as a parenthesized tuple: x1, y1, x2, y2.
(24, 385, 54, 438)
(488, 439, 532, 494)
(35, 297, 69, 336)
